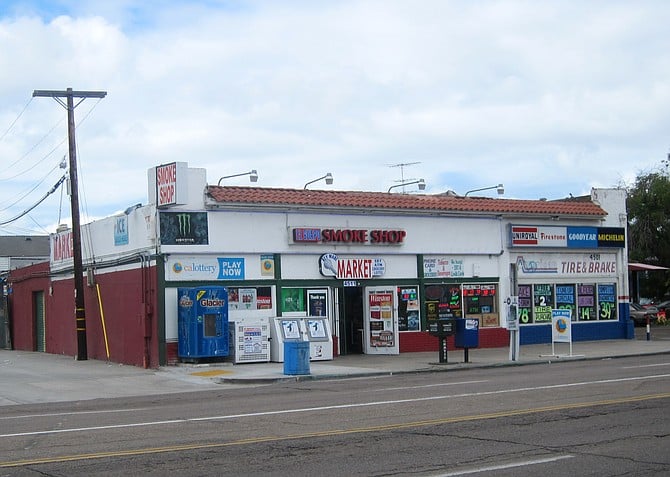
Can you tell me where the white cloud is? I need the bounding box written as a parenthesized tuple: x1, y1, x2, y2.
(0, 0, 669, 233)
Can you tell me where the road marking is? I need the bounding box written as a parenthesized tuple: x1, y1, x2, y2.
(434, 454, 574, 476)
(1, 395, 667, 469)
(621, 363, 670, 369)
(378, 379, 489, 391)
(0, 408, 152, 421)
(1, 374, 669, 439)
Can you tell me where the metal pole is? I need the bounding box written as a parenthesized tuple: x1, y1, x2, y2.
(32, 88, 107, 361)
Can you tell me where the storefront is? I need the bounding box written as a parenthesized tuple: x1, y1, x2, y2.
(8, 163, 631, 367)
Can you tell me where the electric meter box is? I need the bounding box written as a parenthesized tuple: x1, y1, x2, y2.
(177, 286, 229, 359)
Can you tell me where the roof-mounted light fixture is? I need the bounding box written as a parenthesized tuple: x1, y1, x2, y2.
(303, 172, 334, 189)
(387, 179, 426, 193)
(217, 169, 258, 186)
(464, 183, 504, 197)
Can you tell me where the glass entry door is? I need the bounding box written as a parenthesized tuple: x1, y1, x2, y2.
(363, 286, 399, 355)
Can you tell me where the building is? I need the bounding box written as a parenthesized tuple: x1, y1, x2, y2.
(0, 235, 50, 350)
(8, 163, 631, 367)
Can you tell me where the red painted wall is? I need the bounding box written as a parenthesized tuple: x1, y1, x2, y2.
(8, 262, 51, 351)
(399, 328, 509, 352)
(10, 263, 160, 368)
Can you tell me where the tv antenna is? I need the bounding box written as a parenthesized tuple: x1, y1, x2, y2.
(388, 162, 421, 184)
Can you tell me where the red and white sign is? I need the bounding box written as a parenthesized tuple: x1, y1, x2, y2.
(156, 162, 178, 207)
(51, 230, 73, 262)
(319, 253, 386, 279)
(511, 226, 567, 247)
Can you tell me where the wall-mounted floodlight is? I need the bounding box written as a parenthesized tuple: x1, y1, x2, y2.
(387, 179, 426, 193)
(217, 169, 258, 186)
(303, 172, 334, 189)
(464, 183, 504, 197)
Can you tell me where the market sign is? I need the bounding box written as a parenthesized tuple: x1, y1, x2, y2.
(319, 253, 386, 279)
(291, 227, 406, 245)
(510, 225, 625, 248)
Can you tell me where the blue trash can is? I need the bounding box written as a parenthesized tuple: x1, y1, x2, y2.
(284, 341, 311, 375)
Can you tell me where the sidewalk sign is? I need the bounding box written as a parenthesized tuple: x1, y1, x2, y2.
(540, 309, 583, 358)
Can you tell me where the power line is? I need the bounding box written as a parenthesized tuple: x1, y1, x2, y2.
(0, 97, 33, 142)
(0, 174, 66, 226)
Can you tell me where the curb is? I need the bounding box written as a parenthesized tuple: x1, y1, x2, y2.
(215, 349, 670, 385)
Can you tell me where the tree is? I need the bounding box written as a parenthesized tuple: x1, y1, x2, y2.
(626, 163, 670, 301)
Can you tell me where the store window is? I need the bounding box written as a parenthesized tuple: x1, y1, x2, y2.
(577, 284, 597, 321)
(555, 284, 577, 321)
(423, 283, 500, 328)
(228, 286, 273, 310)
(463, 284, 499, 327)
(280, 287, 329, 317)
(518, 283, 617, 324)
(533, 284, 553, 323)
(398, 286, 420, 331)
(424, 284, 462, 322)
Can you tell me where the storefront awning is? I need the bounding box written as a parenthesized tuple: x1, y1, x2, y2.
(628, 262, 669, 271)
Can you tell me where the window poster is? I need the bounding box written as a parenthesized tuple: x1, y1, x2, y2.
(423, 285, 462, 320)
(577, 284, 597, 321)
(368, 291, 394, 347)
(426, 301, 439, 321)
(308, 290, 327, 317)
(398, 287, 419, 331)
(533, 284, 554, 322)
(463, 284, 482, 314)
(229, 287, 272, 310)
(239, 288, 257, 310)
(281, 288, 305, 315)
(555, 284, 576, 321)
(256, 287, 273, 310)
(517, 284, 533, 324)
(597, 283, 617, 320)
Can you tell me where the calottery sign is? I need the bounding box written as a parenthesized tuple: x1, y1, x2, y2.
(291, 227, 406, 245)
(510, 225, 625, 248)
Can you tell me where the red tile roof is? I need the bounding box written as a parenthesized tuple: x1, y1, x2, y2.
(205, 186, 607, 218)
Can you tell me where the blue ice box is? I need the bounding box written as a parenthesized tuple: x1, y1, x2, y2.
(177, 286, 229, 358)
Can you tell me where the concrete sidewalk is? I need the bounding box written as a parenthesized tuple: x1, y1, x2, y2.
(1, 327, 669, 406)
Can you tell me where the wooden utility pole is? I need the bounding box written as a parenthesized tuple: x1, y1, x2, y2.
(32, 88, 107, 361)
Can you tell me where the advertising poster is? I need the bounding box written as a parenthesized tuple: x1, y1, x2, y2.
(239, 288, 257, 310)
(533, 284, 553, 322)
(281, 288, 305, 314)
(307, 290, 327, 316)
(577, 284, 597, 320)
(159, 212, 209, 245)
(260, 254, 275, 276)
(398, 287, 419, 331)
(368, 292, 394, 347)
(243, 326, 263, 354)
(552, 309, 572, 343)
(555, 284, 576, 321)
(598, 283, 617, 320)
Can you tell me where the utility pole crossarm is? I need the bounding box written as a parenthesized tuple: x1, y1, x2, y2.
(33, 90, 107, 98)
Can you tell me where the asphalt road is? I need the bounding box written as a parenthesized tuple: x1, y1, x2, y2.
(1, 352, 668, 476)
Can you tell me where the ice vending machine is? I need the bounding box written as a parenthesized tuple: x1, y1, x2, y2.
(177, 286, 229, 360)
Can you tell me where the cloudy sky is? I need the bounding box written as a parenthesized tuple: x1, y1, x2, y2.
(0, 0, 668, 234)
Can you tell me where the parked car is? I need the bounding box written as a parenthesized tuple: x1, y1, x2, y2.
(629, 303, 657, 326)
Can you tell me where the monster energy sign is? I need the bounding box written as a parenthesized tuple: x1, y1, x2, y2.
(159, 212, 209, 245)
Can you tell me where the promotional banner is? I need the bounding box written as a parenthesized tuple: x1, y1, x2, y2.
(552, 309, 573, 343)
